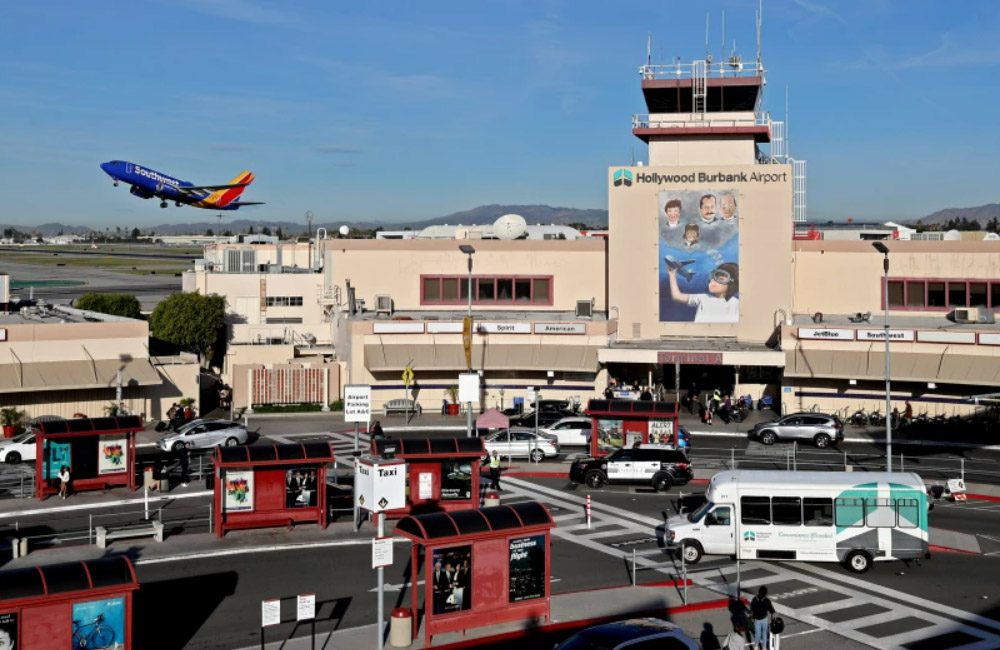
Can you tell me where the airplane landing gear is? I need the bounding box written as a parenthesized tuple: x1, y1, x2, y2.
(113, 180, 119, 187)
(159, 200, 168, 208)
(175, 201, 182, 207)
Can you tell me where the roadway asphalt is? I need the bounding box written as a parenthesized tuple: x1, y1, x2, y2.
(4, 413, 1000, 649)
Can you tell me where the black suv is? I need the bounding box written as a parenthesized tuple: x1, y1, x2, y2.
(569, 447, 692, 492)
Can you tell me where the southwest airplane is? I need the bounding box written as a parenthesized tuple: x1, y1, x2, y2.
(100, 160, 264, 210)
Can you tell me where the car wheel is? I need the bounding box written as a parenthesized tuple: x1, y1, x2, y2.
(653, 473, 674, 492)
(585, 470, 606, 488)
(5, 452, 21, 464)
(814, 433, 832, 449)
(172, 442, 186, 452)
(845, 549, 872, 574)
(681, 541, 703, 564)
(760, 431, 777, 445)
(225, 437, 239, 447)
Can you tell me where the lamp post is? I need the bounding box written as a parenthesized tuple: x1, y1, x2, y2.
(459, 245, 476, 438)
(872, 241, 892, 471)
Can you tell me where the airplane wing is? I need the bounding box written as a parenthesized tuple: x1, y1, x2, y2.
(176, 182, 251, 193)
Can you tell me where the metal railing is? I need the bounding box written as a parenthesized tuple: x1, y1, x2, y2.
(632, 112, 772, 130)
(639, 59, 764, 80)
(0, 469, 35, 499)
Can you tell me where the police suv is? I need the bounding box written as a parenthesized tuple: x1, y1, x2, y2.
(569, 446, 693, 492)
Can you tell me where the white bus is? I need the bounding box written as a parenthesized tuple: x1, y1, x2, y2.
(660, 470, 930, 573)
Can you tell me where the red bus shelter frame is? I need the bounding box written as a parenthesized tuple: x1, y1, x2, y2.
(371, 437, 486, 517)
(34, 415, 143, 500)
(395, 501, 555, 646)
(0, 557, 138, 649)
(585, 399, 680, 457)
(213, 442, 335, 537)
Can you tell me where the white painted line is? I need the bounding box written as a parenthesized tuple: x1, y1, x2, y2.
(137, 442, 157, 448)
(0, 490, 211, 520)
(136, 537, 409, 565)
(688, 429, 1000, 450)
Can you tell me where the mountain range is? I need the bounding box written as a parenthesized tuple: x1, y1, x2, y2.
(4, 203, 998, 236)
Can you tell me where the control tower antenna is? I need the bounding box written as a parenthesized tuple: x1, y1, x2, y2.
(756, 0, 764, 70)
(646, 34, 651, 68)
(704, 13, 711, 61)
(721, 10, 726, 63)
(785, 84, 791, 155)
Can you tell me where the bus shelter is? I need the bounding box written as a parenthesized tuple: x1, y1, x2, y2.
(585, 399, 680, 457)
(0, 556, 139, 649)
(213, 442, 335, 538)
(371, 437, 485, 516)
(395, 500, 555, 645)
(34, 415, 143, 500)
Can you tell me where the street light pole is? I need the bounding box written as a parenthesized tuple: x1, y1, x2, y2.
(873, 241, 892, 471)
(459, 245, 476, 438)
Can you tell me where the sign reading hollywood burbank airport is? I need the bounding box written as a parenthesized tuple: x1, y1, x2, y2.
(344, 384, 372, 423)
(355, 455, 406, 513)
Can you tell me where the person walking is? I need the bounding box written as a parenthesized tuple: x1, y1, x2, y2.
(58, 465, 71, 499)
(750, 586, 776, 649)
(371, 420, 385, 440)
(178, 444, 190, 488)
(487, 450, 502, 491)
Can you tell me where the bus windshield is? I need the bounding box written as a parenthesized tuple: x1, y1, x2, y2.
(688, 501, 713, 522)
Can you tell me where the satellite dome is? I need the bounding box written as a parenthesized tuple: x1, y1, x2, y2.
(944, 229, 962, 241)
(493, 214, 528, 240)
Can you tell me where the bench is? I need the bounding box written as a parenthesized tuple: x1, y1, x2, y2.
(384, 399, 422, 416)
(95, 520, 164, 548)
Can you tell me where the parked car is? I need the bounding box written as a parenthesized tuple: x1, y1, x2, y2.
(555, 618, 698, 650)
(484, 428, 559, 462)
(0, 430, 37, 464)
(157, 418, 249, 452)
(748, 412, 844, 448)
(508, 409, 576, 429)
(569, 447, 692, 491)
(540, 416, 592, 446)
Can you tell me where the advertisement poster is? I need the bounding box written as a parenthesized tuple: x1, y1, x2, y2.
(431, 546, 472, 615)
(596, 418, 623, 451)
(508, 534, 546, 602)
(418, 472, 433, 500)
(0, 612, 16, 650)
(659, 189, 740, 323)
(43, 440, 71, 480)
(285, 468, 317, 508)
(72, 597, 125, 650)
(98, 437, 127, 475)
(224, 470, 254, 512)
(440, 461, 472, 501)
(648, 419, 674, 445)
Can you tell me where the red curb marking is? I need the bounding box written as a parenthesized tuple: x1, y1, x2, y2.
(967, 493, 1000, 503)
(929, 544, 979, 555)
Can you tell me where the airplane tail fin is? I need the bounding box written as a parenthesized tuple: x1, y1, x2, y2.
(207, 170, 255, 207)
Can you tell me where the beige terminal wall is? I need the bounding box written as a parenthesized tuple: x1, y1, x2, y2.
(608, 165, 793, 343)
(792, 240, 1000, 316)
(322, 239, 607, 313)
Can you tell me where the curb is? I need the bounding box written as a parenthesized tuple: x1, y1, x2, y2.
(929, 544, 979, 556)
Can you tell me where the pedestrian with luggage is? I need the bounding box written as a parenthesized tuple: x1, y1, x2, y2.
(750, 586, 776, 649)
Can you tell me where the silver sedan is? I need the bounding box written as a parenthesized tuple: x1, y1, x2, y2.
(157, 419, 249, 452)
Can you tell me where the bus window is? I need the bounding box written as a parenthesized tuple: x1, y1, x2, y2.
(741, 496, 771, 525)
(707, 507, 731, 526)
(803, 498, 833, 526)
(772, 497, 802, 526)
(865, 498, 896, 528)
(835, 497, 865, 528)
(896, 499, 919, 529)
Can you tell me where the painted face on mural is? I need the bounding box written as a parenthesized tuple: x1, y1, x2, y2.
(664, 199, 682, 226)
(699, 195, 717, 223)
(720, 193, 737, 220)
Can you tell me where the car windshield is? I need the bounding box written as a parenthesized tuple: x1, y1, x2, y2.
(11, 431, 34, 444)
(687, 501, 713, 523)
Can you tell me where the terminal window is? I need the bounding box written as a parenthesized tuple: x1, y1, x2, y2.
(420, 275, 554, 306)
(890, 278, 1000, 310)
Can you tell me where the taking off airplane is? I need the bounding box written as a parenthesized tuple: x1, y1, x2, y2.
(100, 160, 264, 210)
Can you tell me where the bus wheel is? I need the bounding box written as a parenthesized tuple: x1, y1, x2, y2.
(845, 549, 872, 574)
(681, 541, 703, 564)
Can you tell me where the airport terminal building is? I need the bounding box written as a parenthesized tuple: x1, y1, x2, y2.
(183, 45, 1000, 420)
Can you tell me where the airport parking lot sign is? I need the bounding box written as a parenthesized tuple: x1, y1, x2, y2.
(344, 384, 371, 423)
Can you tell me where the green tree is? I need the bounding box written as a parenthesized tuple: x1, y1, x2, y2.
(131, 227, 141, 239)
(261, 226, 272, 236)
(248, 226, 255, 235)
(150, 293, 227, 364)
(204, 228, 214, 236)
(76, 292, 141, 319)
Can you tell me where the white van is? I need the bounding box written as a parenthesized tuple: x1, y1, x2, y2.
(660, 470, 929, 573)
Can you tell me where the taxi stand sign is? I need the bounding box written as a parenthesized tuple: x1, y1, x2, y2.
(355, 455, 406, 513)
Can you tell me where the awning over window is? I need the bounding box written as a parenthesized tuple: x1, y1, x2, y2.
(364, 342, 598, 373)
(0, 358, 162, 394)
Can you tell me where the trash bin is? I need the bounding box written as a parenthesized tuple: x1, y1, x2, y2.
(484, 491, 500, 507)
(389, 607, 412, 647)
(143, 466, 157, 490)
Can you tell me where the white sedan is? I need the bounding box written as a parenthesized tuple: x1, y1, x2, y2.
(0, 431, 37, 464)
(540, 417, 592, 446)
(484, 429, 559, 462)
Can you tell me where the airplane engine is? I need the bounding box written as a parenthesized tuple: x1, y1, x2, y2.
(130, 185, 155, 199)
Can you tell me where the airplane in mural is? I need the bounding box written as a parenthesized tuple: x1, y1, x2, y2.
(663, 256, 697, 282)
(100, 160, 264, 210)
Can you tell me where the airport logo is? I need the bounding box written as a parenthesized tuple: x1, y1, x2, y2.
(743, 531, 756, 542)
(612, 169, 633, 187)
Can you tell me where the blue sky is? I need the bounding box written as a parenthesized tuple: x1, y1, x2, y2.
(1, 1, 998, 227)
